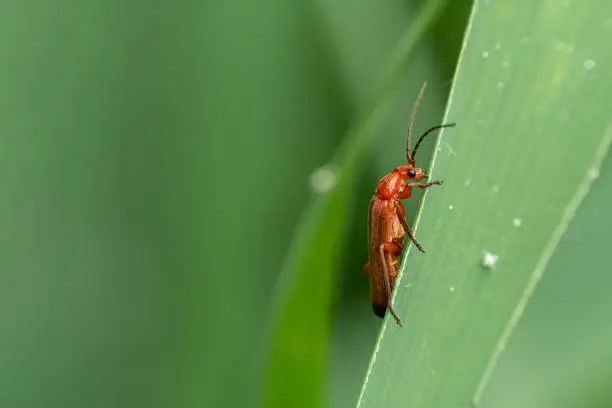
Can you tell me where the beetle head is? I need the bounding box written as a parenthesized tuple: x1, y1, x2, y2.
(400, 165, 428, 182)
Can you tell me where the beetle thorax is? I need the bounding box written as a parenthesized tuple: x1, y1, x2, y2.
(376, 170, 404, 199)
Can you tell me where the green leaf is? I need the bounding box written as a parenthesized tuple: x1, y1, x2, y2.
(260, 1, 451, 407)
(478, 152, 612, 408)
(357, 1, 612, 407)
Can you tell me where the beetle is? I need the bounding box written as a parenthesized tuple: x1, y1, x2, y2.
(363, 82, 455, 326)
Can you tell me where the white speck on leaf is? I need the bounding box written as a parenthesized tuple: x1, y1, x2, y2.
(513, 218, 522, 227)
(588, 168, 600, 180)
(448, 205, 454, 210)
(482, 51, 489, 58)
(464, 180, 471, 187)
(309, 165, 338, 194)
(482, 252, 499, 269)
(583, 59, 596, 70)
(449, 286, 456, 292)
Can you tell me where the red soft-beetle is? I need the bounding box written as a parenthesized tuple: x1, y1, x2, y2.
(363, 82, 455, 326)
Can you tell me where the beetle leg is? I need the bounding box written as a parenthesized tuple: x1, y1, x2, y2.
(394, 201, 426, 253)
(363, 263, 371, 275)
(382, 241, 403, 255)
(384, 240, 403, 269)
(391, 236, 404, 251)
(390, 237, 404, 269)
(379, 243, 403, 327)
(399, 181, 441, 200)
(411, 180, 443, 189)
(398, 184, 412, 200)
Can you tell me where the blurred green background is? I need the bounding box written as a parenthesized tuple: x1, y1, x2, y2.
(2, 0, 611, 407)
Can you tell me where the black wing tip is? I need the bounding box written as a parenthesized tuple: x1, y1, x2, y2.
(372, 303, 387, 319)
(372, 303, 403, 327)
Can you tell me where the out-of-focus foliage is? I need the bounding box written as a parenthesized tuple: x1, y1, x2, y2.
(2, 1, 610, 408)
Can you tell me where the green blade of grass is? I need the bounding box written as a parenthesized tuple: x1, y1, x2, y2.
(260, 1, 450, 407)
(357, 1, 612, 407)
(478, 151, 612, 407)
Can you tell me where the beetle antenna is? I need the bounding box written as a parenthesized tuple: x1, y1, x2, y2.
(411, 123, 456, 162)
(406, 81, 427, 166)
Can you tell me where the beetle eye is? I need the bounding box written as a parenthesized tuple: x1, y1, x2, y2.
(408, 169, 416, 178)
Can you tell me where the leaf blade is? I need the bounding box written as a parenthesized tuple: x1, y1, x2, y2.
(358, 0, 612, 406)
